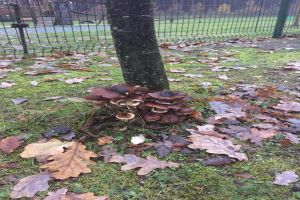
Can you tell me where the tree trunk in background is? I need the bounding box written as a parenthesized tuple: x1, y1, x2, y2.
(293, 2, 300, 27)
(107, 0, 169, 90)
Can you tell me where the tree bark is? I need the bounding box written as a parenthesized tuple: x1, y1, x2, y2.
(107, 0, 169, 90)
(293, 1, 300, 27)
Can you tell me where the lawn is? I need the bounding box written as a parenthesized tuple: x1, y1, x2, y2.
(1, 38, 300, 199)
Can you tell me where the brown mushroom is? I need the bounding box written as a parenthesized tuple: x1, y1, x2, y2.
(116, 112, 135, 121)
(151, 107, 169, 114)
(90, 88, 122, 100)
(148, 90, 187, 101)
(161, 114, 180, 124)
(177, 108, 194, 116)
(143, 113, 162, 122)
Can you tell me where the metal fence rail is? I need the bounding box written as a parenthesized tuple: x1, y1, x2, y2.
(0, 0, 300, 56)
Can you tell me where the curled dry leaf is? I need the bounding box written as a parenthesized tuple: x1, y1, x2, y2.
(20, 139, 74, 159)
(41, 142, 97, 180)
(10, 172, 50, 199)
(0, 135, 24, 154)
(97, 136, 114, 146)
(45, 188, 68, 200)
(272, 101, 300, 112)
(108, 154, 179, 175)
(188, 134, 248, 161)
(61, 192, 109, 200)
(273, 171, 299, 186)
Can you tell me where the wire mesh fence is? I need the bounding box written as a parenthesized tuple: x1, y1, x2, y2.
(0, 0, 300, 56)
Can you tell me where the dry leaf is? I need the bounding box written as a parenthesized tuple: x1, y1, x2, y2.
(20, 139, 74, 159)
(273, 171, 299, 186)
(169, 68, 186, 73)
(41, 142, 97, 180)
(45, 188, 68, 200)
(218, 74, 229, 80)
(108, 154, 179, 175)
(0, 135, 24, 154)
(188, 134, 248, 161)
(64, 78, 86, 84)
(0, 82, 15, 89)
(240, 128, 276, 146)
(272, 101, 300, 112)
(284, 132, 300, 144)
(97, 136, 114, 146)
(10, 172, 50, 199)
(61, 192, 109, 200)
(187, 125, 227, 139)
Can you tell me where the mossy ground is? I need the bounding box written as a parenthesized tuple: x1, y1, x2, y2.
(1, 39, 300, 200)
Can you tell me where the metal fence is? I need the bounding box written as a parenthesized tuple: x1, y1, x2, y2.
(0, 0, 300, 56)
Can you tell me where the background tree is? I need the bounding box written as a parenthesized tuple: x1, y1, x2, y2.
(107, 0, 169, 90)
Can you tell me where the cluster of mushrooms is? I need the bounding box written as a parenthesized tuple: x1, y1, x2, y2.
(85, 84, 201, 124)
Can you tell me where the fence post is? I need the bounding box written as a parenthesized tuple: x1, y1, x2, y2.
(273, 0, 292, 38)
(9, 3, 29, 55)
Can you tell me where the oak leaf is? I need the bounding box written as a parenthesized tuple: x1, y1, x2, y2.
(188, 134, 248, 161)
(239, 128, 276, 146)
(10, 172, 50, 199)
(20, 139, 74, 159)
(273, 171, 299, 186)
(272, 101, 300, 112)
(45, 188, 68, 200)
(41, 142, 97, 180)
(61, 192, 109, 200)
(0, 135, 24, 154)
(108, 154, 179, 175)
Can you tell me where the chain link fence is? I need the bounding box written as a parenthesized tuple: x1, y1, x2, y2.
(0, 0, 300, 56)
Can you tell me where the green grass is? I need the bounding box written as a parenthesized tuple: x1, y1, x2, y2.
(1, 42, 300, 199)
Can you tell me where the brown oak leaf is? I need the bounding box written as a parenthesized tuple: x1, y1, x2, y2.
(108, 154, 179, 175)
(272, 101, 300, 112)
(61, 192, 109, 200)
(0, 135, 24, 154)
(20, 139, 74, 159)
(45, 188, 68, 200)
(188, 134, 248, 161)
(239, 128, 276, 146)
(41, 142, 97, 180)
(10, 172, 50, 199)
(273, 171, 299, 186)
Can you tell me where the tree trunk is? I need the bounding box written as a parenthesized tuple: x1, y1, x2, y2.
(107, 0, 169, 90)
(293, 2, 300, 27)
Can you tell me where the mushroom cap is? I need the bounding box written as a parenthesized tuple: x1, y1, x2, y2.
(148, 90, 187, 101)
(177, 108, 194, 115)
(145, 102, 181, 110)
(143, 113, 162, 122)
(151, 107, 169, 114)
(90, 88, 122, 100)
(161, 114, 180, 124)
(116, 112, 135, 121)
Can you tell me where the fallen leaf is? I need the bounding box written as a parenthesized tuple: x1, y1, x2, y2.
(188, 134, 248, 161)
(43, 96, 64, 101)
(20, 139, 74, 159)
(240, 128, 276, 146)
(61, 192, 109, 200)
(97, 136, 114, 146)
(202, 156, 236, 166)
(273, 171, 299, 186)
(108, 154, 179, 175)
(156, 144, 172, 157)
(272, 101, 300, 112)
(284, 132, 300, 144)
(41, 142, 97, 180)
(184, 73, 203, 78)
(0, 82, 15, 89)
(0, 162, 17, 169)
(11, 98, 28, 105)
(64, 78, 86, 84)
(43, 125, 72, 138)
(169, 68, 186, 73)
(10, 172, 50, 199)
(218, 74, 229, 80)
(0, 135, 24, 154)
(30, 81, 39, 86)
(187, 125, 227, 139)
(45, 188, 68, 200)
(131, 135, 146, 145)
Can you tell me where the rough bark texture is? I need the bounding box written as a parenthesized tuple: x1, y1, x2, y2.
(107, 0, 169, 90)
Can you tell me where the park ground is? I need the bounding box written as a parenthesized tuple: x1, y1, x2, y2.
(1, 37, 300, 200)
